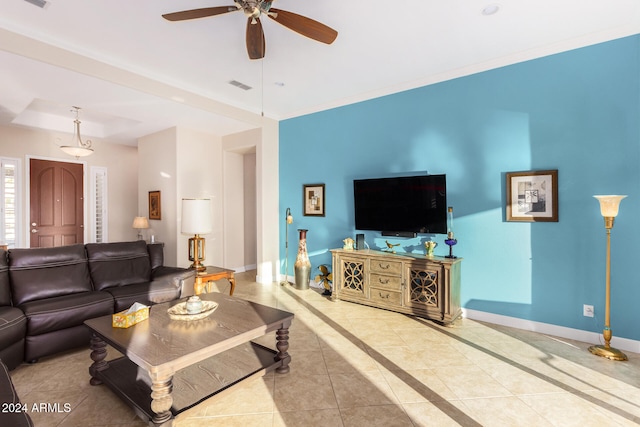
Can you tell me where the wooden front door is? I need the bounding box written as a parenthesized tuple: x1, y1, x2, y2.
(30, 159, 84, 247)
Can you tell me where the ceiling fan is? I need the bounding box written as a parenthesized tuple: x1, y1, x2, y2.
(162, 1, 338, 60)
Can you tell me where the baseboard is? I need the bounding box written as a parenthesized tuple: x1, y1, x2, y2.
(463, 308, 640, 354)
(232, 264, 257, 274)
(277, 275, 324, 289)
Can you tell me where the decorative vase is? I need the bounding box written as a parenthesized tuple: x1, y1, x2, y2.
(294, 229, 311, 290)
(425, 241, 437, 257)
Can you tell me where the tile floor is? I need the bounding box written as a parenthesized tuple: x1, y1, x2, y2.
(10, 270, 640, 426)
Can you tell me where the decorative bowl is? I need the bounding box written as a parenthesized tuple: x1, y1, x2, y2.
(167, 300, 218, 321)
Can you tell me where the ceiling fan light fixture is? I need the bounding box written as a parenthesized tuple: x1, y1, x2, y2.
(60, 107, 94, 159)
(23, 0, 48, 9)
(59, 145, 94, 158)
(481, 3, 501, 16)
(163, 1, 338, 59)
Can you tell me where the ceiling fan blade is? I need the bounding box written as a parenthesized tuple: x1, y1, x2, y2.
(268, 8, 337, 44)
(162, 6, 238, 22)
(246, 17, 265, 60)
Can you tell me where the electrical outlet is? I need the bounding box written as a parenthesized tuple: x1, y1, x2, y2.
(583, 304, 594, 317)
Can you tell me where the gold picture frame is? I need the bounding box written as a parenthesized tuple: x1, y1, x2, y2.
(303, 184, 325, 216)
(149, 191, 161, 220)
(506, 170, 558, 222)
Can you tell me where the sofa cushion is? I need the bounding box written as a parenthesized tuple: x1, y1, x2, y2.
(19, 291, 113, 336)
(86, 241, 151, 291)
(0, 250, 11, 306)
(0, 307, 27, 348)
(8, 245, 92, 306)
(147, 242, 164, 272)
(0, 306, 26, 370)
(105, 281, 181, 312)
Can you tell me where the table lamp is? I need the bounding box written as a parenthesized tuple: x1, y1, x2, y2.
(181, 198, 213, 271)
(132, 216, 149, 240)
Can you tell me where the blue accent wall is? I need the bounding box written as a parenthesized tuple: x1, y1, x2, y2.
(279, 35, 640, 340)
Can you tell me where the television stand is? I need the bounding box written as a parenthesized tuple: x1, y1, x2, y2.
(331, 249, 462, 324)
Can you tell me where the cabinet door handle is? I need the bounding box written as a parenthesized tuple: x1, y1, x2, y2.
(378, 278, 389, 284)
(379, 292, 390, 299)
(379, 263, 390, 270)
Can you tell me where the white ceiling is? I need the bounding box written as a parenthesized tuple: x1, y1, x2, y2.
(1, 0, 639, 146)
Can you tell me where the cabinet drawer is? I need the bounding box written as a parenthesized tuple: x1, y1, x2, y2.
(370, 273, 402, 290)
(370, 288, 402, 306)
(370, 259, 402, 275)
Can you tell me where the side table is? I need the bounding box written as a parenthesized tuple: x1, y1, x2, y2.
(194, 266, 237, 296)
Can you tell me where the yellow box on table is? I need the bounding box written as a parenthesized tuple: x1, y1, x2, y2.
(112, 303, 149, 328)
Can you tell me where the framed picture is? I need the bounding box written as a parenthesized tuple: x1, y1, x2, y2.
(303, 184, 325, 216)
(149, 191, 161, 220)
(506, 170, 558, 222)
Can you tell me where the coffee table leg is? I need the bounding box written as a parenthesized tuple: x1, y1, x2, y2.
(89, 334, 108, 386)
(275, 326, 291, 374)
(150, 374, 174, 425)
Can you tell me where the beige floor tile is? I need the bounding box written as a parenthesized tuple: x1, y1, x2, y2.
(55, 385, 143, 427)
(176, 413, 273, 427)
(273, 373, 338, 412)
(459, 396, 554, 426)
(273, 408, 344, 427)
(322, 345, 380, 374)
(7, 270, 640, 427)
(329, 370, 399, 408)
(582, 388, 640, 426)
(402, 401, 472, 427)
(199, 376, 274, 417)
(479, 363, 567, 395)
(433, 365, 513, 399)
(519, 392, 622, 426)
(286, 349, 328, 375)
(340, 404, 413, 427)
(381, 368, 458, 403)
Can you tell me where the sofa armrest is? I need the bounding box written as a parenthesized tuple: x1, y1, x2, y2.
(151, 267, 196, 298)
(0, 360, 33, 426)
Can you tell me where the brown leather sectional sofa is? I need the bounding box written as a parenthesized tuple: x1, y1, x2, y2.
(0, 240, 196, 370)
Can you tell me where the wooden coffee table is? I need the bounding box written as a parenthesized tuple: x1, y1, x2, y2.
(84, 293, 293, 426)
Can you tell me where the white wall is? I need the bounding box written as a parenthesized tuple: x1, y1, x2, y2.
(243, 152, 257, 268)
(176, 127, 222, 268)
(0, 125, 138, 245)
(221, 129, 261, 273)
(255, 118, 279, 283)
(137, 128, 178, 263)
(222, 150, 245, 270)
(136, 122, 278, 282)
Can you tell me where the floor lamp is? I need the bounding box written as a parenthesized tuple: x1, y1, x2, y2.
(280, 208, 293, 286)
(589, 195, 627, 361)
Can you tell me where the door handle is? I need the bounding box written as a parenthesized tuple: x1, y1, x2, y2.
(32, 222, 37, 227)
(31, 229, 38, 233)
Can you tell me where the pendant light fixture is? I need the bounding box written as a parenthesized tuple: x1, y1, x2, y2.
(60, 106, 94, 159)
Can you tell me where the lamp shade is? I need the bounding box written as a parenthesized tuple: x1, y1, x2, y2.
(181, 198, 213, 235)
(132, 216, 149, 229)
(593, 195, 627, 217)
(60, 145, 94, 158)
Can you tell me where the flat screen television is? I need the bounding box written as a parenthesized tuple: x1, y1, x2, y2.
(353, 174, 447, 236)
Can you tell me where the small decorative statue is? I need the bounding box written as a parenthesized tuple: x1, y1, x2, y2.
(425, 240, 437, 257)
(315, 264, 333, 296)
(343, 237, 355, 250)
(384, 240, 400, 253)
